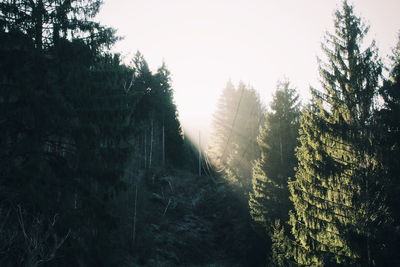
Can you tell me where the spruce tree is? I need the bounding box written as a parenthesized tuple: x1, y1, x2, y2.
(376, 34, 400, 266)
(0, 1, 137, 265)
(269, 220, 295, 267)
(249, 81, 300, 230)
(289, 1, 383, 265)
(0, 0, 116, 50)
(208, 80, 239, 170)
(379, 34, 400, 219)
(131, 52, 184, 169)
(153, 63, 184, 167)
(224, 82, 264, 192)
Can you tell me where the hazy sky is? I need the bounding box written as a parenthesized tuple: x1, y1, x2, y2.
(97, 0, 400, 142)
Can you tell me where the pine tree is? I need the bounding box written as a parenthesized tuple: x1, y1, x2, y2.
(249, 81, 300, 230)
(289, 1, 383, 265)
(208, 80, 238, 170)
(223, 82, 264, 192)
(153, 63, 184, 167)
(208, 81, 263, 204)
(376, 34, 400, 266)
(379, 34, 400, 219)
(269, 220, 295, 267)
(0, 1, 137, 265)
(0, 0, 116, 50)
(131, 53, 184, 169)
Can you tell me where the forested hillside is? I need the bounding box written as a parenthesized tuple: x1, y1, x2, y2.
(208, 1, 400, 266)
(1, 0, 400, 266)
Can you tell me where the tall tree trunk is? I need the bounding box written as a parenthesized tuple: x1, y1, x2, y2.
(33, 0, 44, 50)
(149, 119, 153, 168)
(144, 132, 147, 169)
(162, 122, 165, 167)
(132, 182, 138, 245)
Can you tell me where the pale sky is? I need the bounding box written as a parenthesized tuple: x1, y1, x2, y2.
(96, 0, 400, 144)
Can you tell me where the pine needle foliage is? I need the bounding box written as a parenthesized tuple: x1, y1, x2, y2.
(288, 1, 385, 265)
(249, 81, 300, 230)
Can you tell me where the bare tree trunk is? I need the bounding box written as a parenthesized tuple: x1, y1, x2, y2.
(162, 123, 165, 167)
(279, 120, 283, 165)
(366, 172, 371, 266)
(33, 0, 44, 50)
(144, 132, 147, 169)
(74, 191, 77, 209)
(149, 119, 153, 168)
(132, 183, 138, 245)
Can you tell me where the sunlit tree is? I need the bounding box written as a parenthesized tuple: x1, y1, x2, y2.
(208, 80, 238, 170)
(289, 1, 385, 265)
(249, 81, 300, 230)
(224, 83, 264, 191)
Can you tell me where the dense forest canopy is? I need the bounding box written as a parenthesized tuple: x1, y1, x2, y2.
(1, 0, 400, 266)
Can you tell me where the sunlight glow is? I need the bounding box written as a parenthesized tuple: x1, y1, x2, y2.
(96, 0, 400, 146)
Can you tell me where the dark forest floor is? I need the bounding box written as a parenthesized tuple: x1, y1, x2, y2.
(121, 169, 265, 266)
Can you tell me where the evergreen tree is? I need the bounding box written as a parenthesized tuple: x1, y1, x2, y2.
(269, 220, 295, 267)
(376, 33, 400, 266)
(208, 80, 238, 170)
(64, 48, 137, 266)
(131, 52, 184, 169)
(0, 1, 137, 265)
(153, 62, 184, 167)
(379, 34, 400, 219)
(249, 81, 300, 230)
(289, 1, 384, 265)
(223, 82, 264, 192)
(207, 81, 264, 195)
(0, 0, 116, 50)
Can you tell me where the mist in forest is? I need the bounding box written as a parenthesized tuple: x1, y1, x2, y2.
(1, 0, 400, 266)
